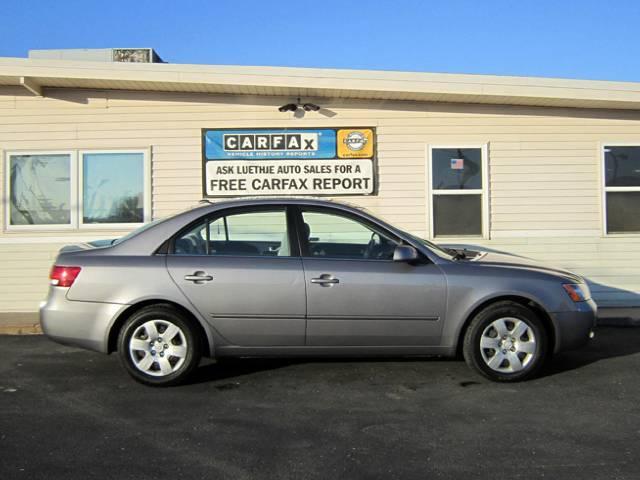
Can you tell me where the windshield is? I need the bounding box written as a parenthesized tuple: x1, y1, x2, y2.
(352, 204, 455, 260)
(403, 232, 456, 260)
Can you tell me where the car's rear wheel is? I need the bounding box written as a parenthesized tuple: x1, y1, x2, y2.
(462, 300, 549, 382)
(117, 305, 201, 387)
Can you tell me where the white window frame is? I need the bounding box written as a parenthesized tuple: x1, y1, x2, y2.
(79, 149, 152, 229)
(601, 142, 640, 237)
(4, 150, 79, 231)
(426, 144, 490, 239)
(4, 148, 151, 232)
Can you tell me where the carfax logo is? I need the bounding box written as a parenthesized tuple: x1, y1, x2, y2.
(343, 131, 368, 151)
(337, 128, 374, 158)
(223, 133, 319, 151)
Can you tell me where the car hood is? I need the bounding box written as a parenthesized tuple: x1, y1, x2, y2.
(462, 250, 585, 283)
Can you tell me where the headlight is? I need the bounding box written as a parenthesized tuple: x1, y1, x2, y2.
(563, 283, 591, 302)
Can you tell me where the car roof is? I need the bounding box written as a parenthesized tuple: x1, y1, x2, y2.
(196, 196, 365, 211)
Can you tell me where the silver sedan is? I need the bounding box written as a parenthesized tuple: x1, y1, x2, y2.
(40, 198, 596, 386)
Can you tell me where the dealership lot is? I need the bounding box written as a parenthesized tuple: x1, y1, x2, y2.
(1, 328, 639, 480)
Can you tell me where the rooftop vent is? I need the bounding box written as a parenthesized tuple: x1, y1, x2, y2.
(28, 48, 164, 63)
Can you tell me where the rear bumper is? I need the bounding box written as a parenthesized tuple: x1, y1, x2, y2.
(551, 298, 597, 353)
(39, 287, 127, 353)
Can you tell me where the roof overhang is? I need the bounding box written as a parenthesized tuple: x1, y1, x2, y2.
(2, 57, 640, 110)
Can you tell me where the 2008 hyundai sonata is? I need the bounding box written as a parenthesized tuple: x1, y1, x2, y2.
(40, 198, 596, 386)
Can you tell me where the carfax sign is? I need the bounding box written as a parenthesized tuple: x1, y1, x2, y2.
(202, 127, 376, 197)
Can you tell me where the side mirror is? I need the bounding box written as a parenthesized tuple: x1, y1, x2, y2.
(393, 245, 419, 263)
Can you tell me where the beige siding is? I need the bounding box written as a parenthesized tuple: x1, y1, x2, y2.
(1, 86, 640, 312)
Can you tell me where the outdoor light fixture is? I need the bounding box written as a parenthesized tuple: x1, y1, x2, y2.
(278, 103, 298, 112)
(278, 98, 321, 113)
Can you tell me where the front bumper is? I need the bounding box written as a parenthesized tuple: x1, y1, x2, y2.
(39, 287, 128, 353)
(551, 298, 597, 353)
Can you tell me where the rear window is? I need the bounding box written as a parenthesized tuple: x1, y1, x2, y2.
(112, 216, 169, 245)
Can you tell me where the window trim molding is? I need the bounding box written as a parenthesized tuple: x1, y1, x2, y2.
(426, 143, 490, 240)
(4, 150, 78, 232)
(78, 148, 152, 229)
(600, 142, 640, 237)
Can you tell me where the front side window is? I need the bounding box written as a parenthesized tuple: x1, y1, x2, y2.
(8, 153, 72, 226)
(301, 210, 397, 260)
(82, 152, 145, 224)
(173, 209, 291, 257)
(429, 146, 487, 237)
(604, 146, 640, 233)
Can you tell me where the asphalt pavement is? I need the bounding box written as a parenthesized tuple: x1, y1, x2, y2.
(1, 327, 639, 480)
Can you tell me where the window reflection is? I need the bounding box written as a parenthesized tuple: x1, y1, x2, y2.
(606, 192, 640, 233)
(605, 146, 640, 187)
(432, 148, 482, 190)
(83, 152, 144, 224)
(9, 154, 71, 225)
(433, 195, 482, 237)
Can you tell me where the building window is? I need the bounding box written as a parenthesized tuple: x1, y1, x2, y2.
(603, 145, 640, 234)
(81, 152, 145, 225)
(428, 145, 488, 238)
(6, 152, 75, 228)
(5, 149, 149, 230)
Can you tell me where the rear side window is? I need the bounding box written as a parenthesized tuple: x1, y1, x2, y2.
(173, 222, 208, 255)
(172, 209, 291, 257)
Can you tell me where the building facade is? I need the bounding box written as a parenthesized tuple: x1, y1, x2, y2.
(1, 51, 640, 321)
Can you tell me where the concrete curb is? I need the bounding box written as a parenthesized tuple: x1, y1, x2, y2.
(0, 313, 42, 335)
(0, 312, 42, 335)
(0, 307, 638, 335)
(0, 323, 42, 335)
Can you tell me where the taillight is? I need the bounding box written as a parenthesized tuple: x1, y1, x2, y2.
(49, 266, 82, 287)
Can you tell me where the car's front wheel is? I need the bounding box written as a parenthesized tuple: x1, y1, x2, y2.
(463, 301, 549, 382)
(117, 305, 201, 387)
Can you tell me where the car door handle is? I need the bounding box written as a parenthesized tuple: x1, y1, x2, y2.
(311, 275, 340, 286)
(184, 271, 213, 283)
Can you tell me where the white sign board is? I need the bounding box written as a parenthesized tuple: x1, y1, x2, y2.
(205, 159, 374, 196)
(202, 128, 377, 197)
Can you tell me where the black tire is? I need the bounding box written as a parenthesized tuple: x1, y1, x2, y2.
(117, 305, 202, 387)
(462, 300, 549, 382)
